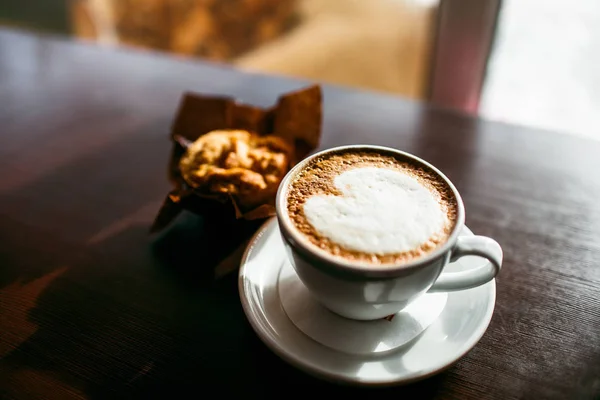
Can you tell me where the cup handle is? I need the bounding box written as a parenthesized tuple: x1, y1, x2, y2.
(428, 235, 503, 292)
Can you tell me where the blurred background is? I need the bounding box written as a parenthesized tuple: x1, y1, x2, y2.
(1, 0, 598, 140)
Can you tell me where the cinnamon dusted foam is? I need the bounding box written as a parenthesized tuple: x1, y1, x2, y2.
(286, 149, 458, 266)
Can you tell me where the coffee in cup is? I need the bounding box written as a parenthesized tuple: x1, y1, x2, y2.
(286, 148, 458, 266)
(276, 145, 502, 321)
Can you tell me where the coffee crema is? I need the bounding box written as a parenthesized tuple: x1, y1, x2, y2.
(286, 149, 458, 266)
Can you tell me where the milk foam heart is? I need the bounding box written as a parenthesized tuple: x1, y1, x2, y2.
(303, 167, 447, 254)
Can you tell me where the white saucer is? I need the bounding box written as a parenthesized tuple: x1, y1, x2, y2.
(238, 217, 496, 386)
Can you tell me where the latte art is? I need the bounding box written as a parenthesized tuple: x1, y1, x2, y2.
(303, 167, 447, 254)
(286, 150, 458, 266)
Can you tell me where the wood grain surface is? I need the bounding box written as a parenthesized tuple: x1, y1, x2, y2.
(0, 28, 599, 399)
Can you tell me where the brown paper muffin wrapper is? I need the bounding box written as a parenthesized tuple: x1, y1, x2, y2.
(150, 84, 322, 234)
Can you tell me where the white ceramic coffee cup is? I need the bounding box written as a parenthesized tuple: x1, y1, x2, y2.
(275, 145, 503, 321)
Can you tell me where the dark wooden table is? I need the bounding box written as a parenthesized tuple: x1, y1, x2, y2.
(1, 28, 599, 400)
